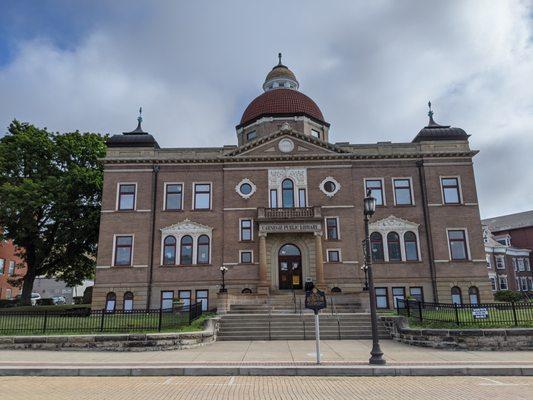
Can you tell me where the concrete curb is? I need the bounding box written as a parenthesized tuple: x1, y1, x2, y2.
(0, 365, 531, 377)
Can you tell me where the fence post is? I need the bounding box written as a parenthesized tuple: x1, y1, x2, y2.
(158, 307, 163, 332)
(42, 310, 48, 334)
(406, 299, 411, 317)
(454, 304, 460, 326)
(100, 309, 105, 332)
(418, 300, 423, 322)
(511, 301, 518, 326)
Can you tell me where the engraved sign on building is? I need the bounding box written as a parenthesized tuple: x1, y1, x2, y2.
(258, 222, 322, 234)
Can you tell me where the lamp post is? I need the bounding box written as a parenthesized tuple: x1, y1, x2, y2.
(360, 240, 369, 291)
(219, 266, 228, 293)
(363, 189, 386, 365)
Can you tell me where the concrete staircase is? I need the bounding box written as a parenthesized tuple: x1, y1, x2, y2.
(218, 313, 389, 341)
(217, 293, 387, 341)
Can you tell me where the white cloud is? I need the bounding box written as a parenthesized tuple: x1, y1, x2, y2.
(0, 0, 531, 217)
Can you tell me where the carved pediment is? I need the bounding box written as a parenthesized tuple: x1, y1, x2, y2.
(369, 215, 419, 231)
(161, 219, 213, 235)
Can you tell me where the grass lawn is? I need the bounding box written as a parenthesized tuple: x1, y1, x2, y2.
(0, 310, 213, 336)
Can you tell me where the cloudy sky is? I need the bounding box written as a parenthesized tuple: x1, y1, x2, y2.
(0, 0, 532, 218)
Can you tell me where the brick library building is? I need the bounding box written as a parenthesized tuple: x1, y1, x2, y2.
(92, 55, 492, 312)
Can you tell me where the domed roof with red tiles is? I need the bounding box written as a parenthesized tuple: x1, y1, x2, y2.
(239, 88, 326, 127)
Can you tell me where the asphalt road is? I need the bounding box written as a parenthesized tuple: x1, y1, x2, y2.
(0, 376, 531, 400)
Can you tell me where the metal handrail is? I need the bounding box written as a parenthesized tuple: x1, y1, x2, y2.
(330, 297, 341, 340)
(268, 296, 272, 341)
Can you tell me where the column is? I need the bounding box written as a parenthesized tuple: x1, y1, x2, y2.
(314, 232, 325, 287)
(259, 233, 268, 285)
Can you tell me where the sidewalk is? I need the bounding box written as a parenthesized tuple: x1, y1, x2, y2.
(0, 340, 532, 376)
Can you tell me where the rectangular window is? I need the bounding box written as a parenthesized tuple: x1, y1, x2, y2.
(240, 219, 253, 241)
(365, 179, 384, 205)
(118, 183, 136, 210)
(448, 230, 468, 260)
(194, 183, 211, 210)
(0, 259, 4, 275)
(311, 129, 320, 139)
(165, 184, 183, 210)
(246, 130, 257, 141)
(196, 290, 209, 311)
(528, 278, 533, 291)
(178, 290, 191, 308)
(499, 276, 508, 290)
(8, 261, 15, 276)
(270, 189, 278, 208)
(520, 277, 528, 291)
(375, 287, 389, 309)
(409, 287, 424, 302)
(441, 177, 461, 204)
(517, 258, 525, 271)
(298, 189, 307, 207)
(525, 258, 531, 271)
(161, 291, 174, 310)
(326, 218, 339, 240)
(496, 256, 506, 270)
(489, 277, 497, 291)
(6, 289, 12, 300)
(393, 179, 413, 205)
(240, 251, 252, 264)
(114, 235, 133, 266)
(327, 250, 340, 263)
(392, 287, 406, 309)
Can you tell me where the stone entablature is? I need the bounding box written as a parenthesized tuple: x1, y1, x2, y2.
(258, 222, 322, 234)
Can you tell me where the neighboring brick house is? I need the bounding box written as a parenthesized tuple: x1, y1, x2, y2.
(93, 56, 492, 311)
(0, 236, 26, 300)
(483, 212, 533, 293)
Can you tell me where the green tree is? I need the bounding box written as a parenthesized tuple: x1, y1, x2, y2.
(0, 120, 106, 305)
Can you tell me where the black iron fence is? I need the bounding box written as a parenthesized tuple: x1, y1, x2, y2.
(396, 299, 533, 326)
(0, 302, 203, 335)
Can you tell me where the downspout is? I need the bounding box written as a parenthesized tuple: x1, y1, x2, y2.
(146, 164, 160, 310)
(417, 160, 439, 302)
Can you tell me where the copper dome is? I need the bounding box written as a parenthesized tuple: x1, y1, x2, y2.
(239, 88, 327, 127)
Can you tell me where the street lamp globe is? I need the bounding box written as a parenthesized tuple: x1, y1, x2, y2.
(220, 266, 228, 273)
(363, 190, 376, 216)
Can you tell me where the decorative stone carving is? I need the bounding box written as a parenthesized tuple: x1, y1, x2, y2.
(319, 176, 341, 198)
(235, 178, 257, 199)
(161, 219, 213, 236)
(369, 215, 419, 232)
(280, 122, 291, 132)
(278, 138, 295, 153)
(268, 168, 307, 188)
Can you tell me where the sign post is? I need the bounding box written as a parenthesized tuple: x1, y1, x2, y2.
(305, 287, 327, 364)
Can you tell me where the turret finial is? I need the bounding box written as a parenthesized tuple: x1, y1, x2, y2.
(278, 52, 282, 65)
(427, 101, 437, 126)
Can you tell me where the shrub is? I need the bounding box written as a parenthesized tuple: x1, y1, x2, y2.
(36, 298, 55, 306)
(0, 299, 18, 308)
(494, 290, 524, 302)
(82, 286, 93, 305)
(73, 296, 84, 305)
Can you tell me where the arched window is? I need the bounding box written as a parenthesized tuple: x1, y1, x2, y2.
(451, 286, 462, 305)
(163, 236, 176, 265)
(331, 287, 342, 293)
(281, 179, 294, 208)
(241, 288, 252, 294)
(123, 291, 134, 311)
(387, 232, 401, 261)
(370, 232, 384, 262)
(180, 235, 193, 265)
(197, 235, 210, 264)
(468, 286, 479, 305)
(404, 231, 418, 261)
(105, 292, 116, 312)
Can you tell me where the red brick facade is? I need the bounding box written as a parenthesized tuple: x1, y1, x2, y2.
(0, 239, 26, 300)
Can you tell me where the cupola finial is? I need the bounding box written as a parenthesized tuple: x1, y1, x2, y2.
(278, 52, 282, 65)
(136, 106, 143, 130)
(427, 101, 437, 126)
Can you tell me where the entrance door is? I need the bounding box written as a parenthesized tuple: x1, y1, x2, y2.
(278, 244, 303, 290)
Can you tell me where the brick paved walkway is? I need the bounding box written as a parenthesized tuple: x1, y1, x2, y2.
(0, 340, 532, 367)
(1, 376, 531, 400)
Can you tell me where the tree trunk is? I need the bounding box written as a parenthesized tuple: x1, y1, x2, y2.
(20, 270, 36, 306)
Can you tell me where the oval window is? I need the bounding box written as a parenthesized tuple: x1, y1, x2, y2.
(240, 183, 252, 195)
(324, 181, 336, 193)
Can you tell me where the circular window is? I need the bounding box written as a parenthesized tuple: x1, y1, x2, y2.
(324, 181, 336, 193)
(235, 178, 256, 199)
(319, 177, 341, 198)
(240, 183, 252, 195)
